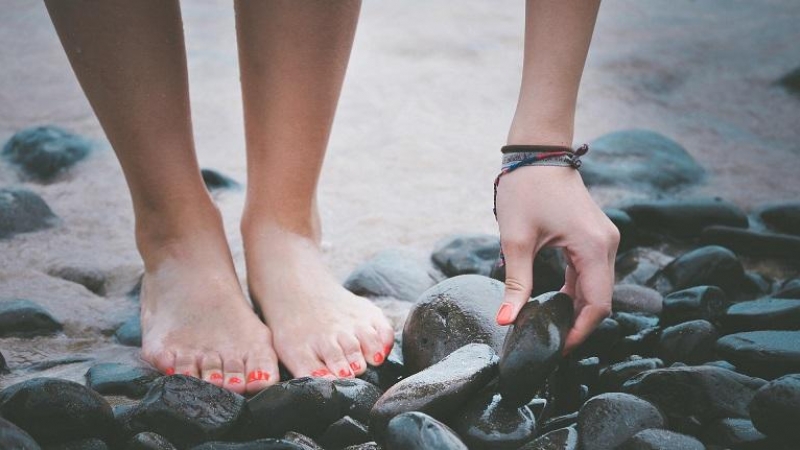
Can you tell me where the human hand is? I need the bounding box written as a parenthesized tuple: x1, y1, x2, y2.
(494, 165, 619, 355)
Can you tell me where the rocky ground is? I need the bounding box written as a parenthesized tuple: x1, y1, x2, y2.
(1, 126, 799, 449)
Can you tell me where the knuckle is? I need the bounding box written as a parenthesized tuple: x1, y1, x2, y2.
(504, 277, 530, 294)
(500, 236, 530, 254)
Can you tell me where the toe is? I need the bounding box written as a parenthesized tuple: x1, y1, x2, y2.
(200, 353, 225, 387)
(174, 352, 199, 378)
(282, 347, 334, 380)
(318, 338, 354, 379)
(356, 326, 386, 366)
(221, 355, 247, 394)
(374, 321, 396, 357)
(338, 333, 367, 376)
(143, 349, 177, 376)
(244, 355, 278, 395)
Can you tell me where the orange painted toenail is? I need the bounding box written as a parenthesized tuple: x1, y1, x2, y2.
(228, 377, 242, 384)
(496, 302, 514, 325)
(385, 344, 393, 355)
(374, 352, 384, 364)
(210, 373, 223, 381)
(350, 361, 361, 371)
(338, 368, 352, 377)
(311, 369, 331, 377)
(165, 368, 175, 375)
(248, 370, 269, 383)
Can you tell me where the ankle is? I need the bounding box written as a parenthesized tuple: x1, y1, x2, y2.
(240, 204, 321, 244)
(507, 116, 574, 147)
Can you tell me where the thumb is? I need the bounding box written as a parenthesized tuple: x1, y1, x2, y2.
(496, 237, 537, 326)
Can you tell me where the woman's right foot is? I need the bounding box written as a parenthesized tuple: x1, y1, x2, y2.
(137, 208, 279, 395)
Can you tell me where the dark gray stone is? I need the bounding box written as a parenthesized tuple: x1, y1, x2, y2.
(612, 285, 663, 315)
(621, 366, 765, 428)
(581, 130, 705, 192)
(722, 298, 800, 332)
(715, 331, 800, 379)
(48, 265, 106, 296)
(127, 432, 177, 450)
(190, 439, 306, 450)
(647, 246, 746, 296)
(491, 247, 568, 298)
(2, 126, 91, 181)
(619, 428, 704, 450)
(385, 412, 467, 450)
(281, 432, 323, 450)
(700, 418, 769, 449)
(661, 286, 729, 327)
(431, 234, 500, 277)
(778, 66, 800, 95)
(45, 438, 108, 450)
(341, 444, 379, 450)
(344, 249, 439, 302)
(517, 426, 578, 450)
(616, 248, 673, 287)
(0, 350, 8, 374)
(0, 299, 62, 337)
(316, 416, 369, 450)
(356, 354, 405, 391)
(0, 187, 57, 239)
(613, 312, 659, 336)
(126, 375, 245, 447)
(369, 343, 498, 440)
(598, 358, 664, 393)
(116, 316, 142, 347)
(622, 198, 747, 239)
(402, 275, 505, 373)
(450, 387, 536, 450)
(0, 377, 114, 444)
(749, 374, 800, 442)
(576, 393, 665, 450)
(0, 417, 41, 450)
(573, 318, 621, 361)
(332, 378, 383, 425)
(758, 202, 800, 236)
(701, 226, 800, 259)
(85, 363, 162, 398)
(657, 320, 718, 365)
(537, 412, 578, 437)
(26, 355, 92, 372)
(498, 292, 573, 407)
(609, 327, 661, 362)
(200, 168, 241, 191)
(775, 278, 800, 299)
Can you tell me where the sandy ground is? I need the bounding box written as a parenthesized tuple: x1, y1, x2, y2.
(0, 1, 799, 389)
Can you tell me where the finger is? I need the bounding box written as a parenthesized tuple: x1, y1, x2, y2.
(562, 252, 613, 355)
(559, 252, 577, 298)
(496, 235, 538, 326)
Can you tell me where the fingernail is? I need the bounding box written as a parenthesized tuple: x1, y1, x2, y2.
(373, 352, 384, 364)
(338, 368, 352, 377)
(210, 372, 224, 381)
(350, 361, 361, 371)
(228, 377, 242, 384)
(311, 369, 331, 377)
(496, 302, 514, 325)
(165, 368, 175, 376)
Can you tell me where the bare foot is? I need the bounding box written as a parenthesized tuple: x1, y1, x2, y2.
(138, 212, 279, 395)
(242, 221, 395, 380)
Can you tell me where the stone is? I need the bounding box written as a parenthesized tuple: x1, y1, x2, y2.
(127, 432, 177, 450)
(27, 356, 92, 372)
(647, 246, 746, 296)
(498, 292, 573, 407)
(449, 386, 537, 450)
(47, 265, 107, 296)
(621, 366, 765, 428)
(0, 187, 58, 239)
(573, 318, 621, 361)
(543, 359, 587, 417)
(384, 412, 467, 450)
(575, 357, 601, 392)
(357, 354, 405, 391)
(622, 198, 747, 239)
(491, 247, 568, 298)
(402, 275, 505, 373)
(537, 413, 578, 437)
(431, 234, 499, 277)
(0, 299, 62, 337)
(316, 416, 369, 450)
(609, 327, 661, 362)
(190, 439, 307, 450)
(581, 130, 705, 193)
(116, 316, 142, 347)
(0, 417, 40, 450)
(2, 126, 91, 181)
(0, 350, 8, 374)
(775, 278, 800, 299)
(604, 208, 637, 250)
(758, 202, 800, 236)
(85, 363, 162, 398)
(722, 298, 800, 332)
(778, 66, 800, 95)
(661, 286, 729, 327)
(200, 168, 241, 191)
(657, 320, 718, 365)
(0, 377, 114, 444)
(701, 226, 800, 259)
(612, 285, 663, 314)
(46, 438, 108, 450)
(369, 343, 498, 440)
(126, 375, 245, 447)
(282, 432, 324, 450)
(700, 418, 769, 449)
(616, 248, 673, 286)
(341, 444, 379, 450)
(749, 374, 800, 442)
(517, 426, 578, 450)
(576, 393, 665, 450)
(715, 331, 800, 379)
(343, 249, 439, 302)
(598, 358, 664, 393)
(618, 429, 704, 450)
(613, 312, 659, 336)
(332, 378, 383, 425)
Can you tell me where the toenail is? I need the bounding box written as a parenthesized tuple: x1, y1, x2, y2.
(384, 344, 393, 355)
(349, 361, 361, 371)
(373, 352, 384, 364)
(210, 373, 223, 381)
(228, 377, 242, 384)
(311, 369, 331, 377)
(165, 368, 175, 375)
(248, 370, 270, 383)
(338, 368, 352, 377)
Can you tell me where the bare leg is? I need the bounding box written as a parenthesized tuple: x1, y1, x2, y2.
(45, 0, 278, 394)
(236, 0, 394, 379)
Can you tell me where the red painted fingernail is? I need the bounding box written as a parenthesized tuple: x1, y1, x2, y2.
(350, 361, 361, 371)
(210, 372, 223, 381)
(338, 368, 352, 377)
(374, 352, 384, 364)
(311, 369, 331, 377)
(496, 302, 514, 325)
(228, 377, 242, 384)
(165, 368, 175, 375)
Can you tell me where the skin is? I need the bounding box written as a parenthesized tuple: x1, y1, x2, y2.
(496, 0, 620, 356)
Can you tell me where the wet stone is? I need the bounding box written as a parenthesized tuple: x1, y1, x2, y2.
(700, 417, 769, 449)
(621, 198, 747, 239)
(341, 443, 379, 450)
(537, 412, 578, 437)
(450, 386, 537, 450)
(27, 355, 92, 372)
(190, 439, 307, 450)
(576, 392, 665, 450)
(661, 286, 729, 327)
(613, 312, 659, 336)
(127, 432, 177, 450)
(701, 226, 800, 259)
(369, 343, 498, 440)
(722, 298, 800, 333)
(46, 438, 108, 450)
(357, 354, 405, 391)
(200, 168, 241, 191)
(385, 412, 467, 450)
(316, 416, 369, 450)
(0, 417, 41, 450)
(116, 316, 142, 347)
(609, 327, 661, 362)
(0, 298, 62, 337)
(2, 126, 91, 181)
(498, 292, 573, 407)
(0, 349, 9, 374)
(0, 377, 114, 444)
(331, 378, 383, 426)
(491, 247, 568, 298)
(573, 317, 621, 361)
(581, 129, 706, 193)
(618, 429, 704, 450)
(126, 375, 245, 447)
(647, 246, 746, 297)
(575, 357, 601, 391)
(756, 202, 800, 236)
(344, 249, 439, 302)
(657, 319, 718, 365)
(598, 358, 663, 393)
(615, 248, 673, 286)
(749, 374, 800, 442)
(621, 366, 765, 428)
(281, 432, 323, 450)
(517, 426, 578, 450)
(775, 278, 800, 299)
(85, 363, 162, 398)
(612, 284, 663, 315)
(715, 331, 800, 379)
(431, 234, 499, 277)
(402, 275, 505, 373)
